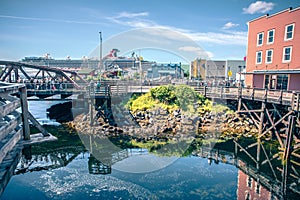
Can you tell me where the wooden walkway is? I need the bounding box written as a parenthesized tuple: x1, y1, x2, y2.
(0, 82, 56, 195)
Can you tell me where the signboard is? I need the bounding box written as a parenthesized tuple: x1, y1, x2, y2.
(228, 70, 232, 77)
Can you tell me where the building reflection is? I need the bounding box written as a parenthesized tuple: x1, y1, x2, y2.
(237, 162, 279, 200)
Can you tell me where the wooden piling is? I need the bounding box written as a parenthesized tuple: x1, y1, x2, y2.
(282, 115, 295, 197)
(19, 86, 30, 140)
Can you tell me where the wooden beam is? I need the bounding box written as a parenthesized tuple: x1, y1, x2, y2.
(0, 115, 20, 141)
(259, 110, 294, 138)
(0, 66, 7, 78)
(27, 111, 49, 136)
(33, 69, 41, 79)
(19, 66, 32, 80)
(233, 140, 258, 164)
(19, 87, 30, 140)
(265, 108, 284, 148)
(260, 142, 278, 180)
(1, 66, 13, 81)
(240, 102, 260, 128)
(0, 98, 20, 118)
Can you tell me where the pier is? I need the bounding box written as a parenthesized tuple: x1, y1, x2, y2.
(0, 82, 56, 195)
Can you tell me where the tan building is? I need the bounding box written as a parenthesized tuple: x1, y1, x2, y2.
(190, 58, 206, 80)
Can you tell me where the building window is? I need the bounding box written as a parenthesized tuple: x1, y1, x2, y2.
(257, 32, 264, 46)
(282, 46, 292, 62)
(256, 51, 262, 64)
(247, 176, 253, 188)
(255, 182, 261, 194)
(265, 75, 270, 89)
(267, 29, 275, 44)
(245, 191, 251, 200)
(266, 49, 273, 63)
(276, 74, 288, 90)
(285, 24, 294, 40)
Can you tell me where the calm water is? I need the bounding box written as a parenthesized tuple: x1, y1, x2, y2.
(0, 101, 290, 199)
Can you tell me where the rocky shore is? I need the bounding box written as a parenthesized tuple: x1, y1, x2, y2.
(65, 105, 259, 143)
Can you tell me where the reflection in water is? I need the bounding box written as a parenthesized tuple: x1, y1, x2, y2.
(1, 127, 300, 199)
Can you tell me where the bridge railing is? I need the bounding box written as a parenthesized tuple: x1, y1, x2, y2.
(0, 82, 29, 164)
(190, 85, 299, 109)
(24, 82, 77, 91)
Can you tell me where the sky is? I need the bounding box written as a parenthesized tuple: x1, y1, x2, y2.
(0, 0, 299, 64)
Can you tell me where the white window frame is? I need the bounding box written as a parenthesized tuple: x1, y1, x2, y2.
(282, 46, 292, 63)
(257, 32, 264, 46)
(265, 49, 273, 64)
(267, 29, 275, 44)
(256, 51, 263, 64)
(284, 24, 294, 41)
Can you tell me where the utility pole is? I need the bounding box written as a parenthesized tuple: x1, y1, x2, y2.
(99, 31, 102, 81)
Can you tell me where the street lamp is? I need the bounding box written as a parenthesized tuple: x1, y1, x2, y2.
(99, 31, 102, 80)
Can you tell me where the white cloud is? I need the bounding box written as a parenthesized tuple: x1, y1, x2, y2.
(178, 46, 214, 58)
(183, 31, 247, 46)
(243, 1, 275, 14)
(107, 12, 248, 46)
(114, 12, 149, 19)
(222, 22, 239, 29)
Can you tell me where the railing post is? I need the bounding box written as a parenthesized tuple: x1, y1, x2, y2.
(204, 86, 207, 97)
(296, 93, 300, 112)
(19, 86, 30, 140)
(291, 92, 295, 110)
(220, 87, 223, 99)
(279, 89, 283, 104)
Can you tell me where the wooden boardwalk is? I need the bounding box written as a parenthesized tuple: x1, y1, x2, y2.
(0, 82, 56, 195)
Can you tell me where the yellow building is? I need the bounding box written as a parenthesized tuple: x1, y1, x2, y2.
(190, 58, 206, 80)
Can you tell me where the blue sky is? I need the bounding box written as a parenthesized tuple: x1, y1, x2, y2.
(0, 0, 299, 63)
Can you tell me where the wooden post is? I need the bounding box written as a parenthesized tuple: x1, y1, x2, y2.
(257, 138, 261, 170)
(258, 102, 266, 134)
(19, 86, 30, 140)
(282, 115, 295, 197)
(296, 93, 300, 112)
(291, 92, 295, 110)
(238, 97, 242, 112)
(220, 87, 223, 99)
(257, 101, 266, 169)
(204, 86, 207, 97)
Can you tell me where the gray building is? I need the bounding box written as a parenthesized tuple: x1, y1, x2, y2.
(225, 60, 246, 83)
(205, 60, 226, 81)
(147, 63, 184, 79)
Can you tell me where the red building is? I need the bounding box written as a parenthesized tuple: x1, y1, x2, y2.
(245, 7, 300, 91)
(237, 169, 278, 200)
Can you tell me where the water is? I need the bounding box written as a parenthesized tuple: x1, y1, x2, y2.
(0, 101, 296, 199)
(27, 100, 67, 126)
(2, 153, 238, 200)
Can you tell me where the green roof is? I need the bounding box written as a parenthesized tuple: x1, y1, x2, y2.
(77, 69, 95, 75)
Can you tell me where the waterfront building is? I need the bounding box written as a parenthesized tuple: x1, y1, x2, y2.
(225, 60, 246, 85)
(245, 7, 300, 91)
(190, 58, 206, 80)
(190, 59, 245, 84)
(147, 63, 184, 79)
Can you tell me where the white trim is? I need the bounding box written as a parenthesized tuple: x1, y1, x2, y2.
(267, 29, 275, 44)
(257, 32, 264, 46)
(256, 51, 263, 64)
(265, 49, 273, 64)
(248, 6, 300, 24)
(284, 23, 295, 41)
(282, 46, 292, 63)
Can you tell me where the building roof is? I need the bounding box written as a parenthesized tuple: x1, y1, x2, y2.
(248, 6, 300, 24)
(245, 69, 300, 74)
